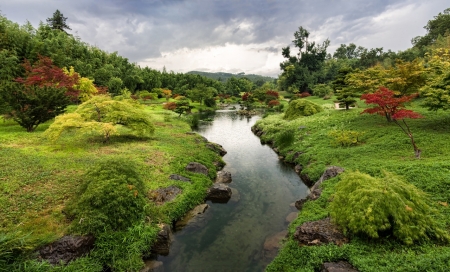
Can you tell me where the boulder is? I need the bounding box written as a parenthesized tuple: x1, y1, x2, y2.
(300, 173, 313, 187)
(215, 170, 232, 183)
(213, 160, 226, 170)
(321, 261, 359, 272)
(285, 212, 298, 223)
(295, 198, 308, 210)
(206, 142, 227, 156)
(293, 217, 348, 246)
(263, 230, 288, 260)
(309, 166, 345, 200)
(140, 260, 164, 272)
(150, 224, 172, 256)
(206, 184, 232, 203)
(175, 204, 209, 230)
(169, 174, 191, 183)
(149, 186, 182, 205)
(185, 162, 209, 176)
(38, 235, 95, 265)
(294, 164, 303, 173)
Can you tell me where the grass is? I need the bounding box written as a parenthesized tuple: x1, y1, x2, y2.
(0, 108, 223, 271)
(253, 96, 450, 271)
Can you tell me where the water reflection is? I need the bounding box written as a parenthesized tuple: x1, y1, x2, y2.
(159, 109, 309, 272)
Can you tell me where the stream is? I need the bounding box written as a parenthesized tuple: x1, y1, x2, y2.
(158, 108, 309, 271)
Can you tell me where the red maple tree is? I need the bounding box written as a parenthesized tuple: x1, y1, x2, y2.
(15, 55, 80, 102)
(361, 87, 423, 158)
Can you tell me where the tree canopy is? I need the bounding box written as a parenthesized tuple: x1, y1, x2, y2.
(46, 9, 71, 33)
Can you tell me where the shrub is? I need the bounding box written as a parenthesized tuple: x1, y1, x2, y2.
(299, 92, 311, 98)
(328, 129, 365, 147)
(330, 171, 449, 244)
(268, 100, 280, 107)
(204, 97, 217, 107)
(312, 84, 333, 98)
(275, 129, 295, 148)
(284, 99, 323, 120)
(66, 158, 147, 235)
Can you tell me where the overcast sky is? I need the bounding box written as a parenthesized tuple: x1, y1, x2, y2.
(1, 0, 448, 77)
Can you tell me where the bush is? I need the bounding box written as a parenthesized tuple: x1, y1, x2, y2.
(67, 158, 147, 234)
(328, 129, 365, 147)
(204, 97, 217, 107)
(330, 171, 449, 244)
(283, 99, 323, 120)
(312, 84, 333, 98)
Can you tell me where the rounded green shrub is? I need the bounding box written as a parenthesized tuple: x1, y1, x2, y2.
(330, 171, 449, 244)
(67, 158, 147, 234)
(283, 99, 323, 120)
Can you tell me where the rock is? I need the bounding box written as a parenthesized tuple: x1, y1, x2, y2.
(321, 261, 359, 272)
(206, 142, 227, 156)
(140, 260, 164, 272)
(185, 162, 209, 176)
(213, 160, 225, 170)
(263, 230, 288, 260)
(175, 204, 209, 230)
(311, 166, 345, 192)
(273, 148, 279, 154)
(169, 174, 191, 183)
(215, 170, 232, 183)
(38, 235, 95, 265)
(150, 224, 172, 256)
(294, 164, 303, 173)
(206, 184, 232, 203)
(309, 166, 345, 200)
(229, 188, 240, 203)
(285, 212, 298, 223)
(295, 199, 308, 210)
(149, 186, 182, 205)
(300, 173, 313, 187)
(293, 217, 348, 247)
(292, 151, 303, 161)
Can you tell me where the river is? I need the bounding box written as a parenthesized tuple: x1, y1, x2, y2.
(158, 108, 309, 271)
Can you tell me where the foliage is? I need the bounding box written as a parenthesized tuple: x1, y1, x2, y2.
(283, 99, 323, 120)
(328, 129, 365, 147)
(330, 171, 448, 244)
(46, 9, 71, 33)
(412, 8, 450, 48)
(311, 84, 333, 98)
(2, 85, 70, 132)
(44, 95, 155, 142)
(267, 100, 280, 108)
(63, 66, 98, 102)
(420, 48, 450, 111)
(278, 27, 329, 93)
(66, 158, 147, 234)
(16, 56, 80, 101)
(162, 89, 172, 101)
(361, 87, 420, 122)
(332, 67, 359, 110)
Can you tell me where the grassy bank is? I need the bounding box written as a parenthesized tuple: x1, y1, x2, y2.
(253, 97, 450, 271)
(0, 108, 223, 271)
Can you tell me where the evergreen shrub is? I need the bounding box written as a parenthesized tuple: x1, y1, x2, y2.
(330, 171, 449, 244)
(284, 99, 323, 120)
(67, 158, 147, 234)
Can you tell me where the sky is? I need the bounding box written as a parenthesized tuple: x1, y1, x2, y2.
(1, 0, 448, 77)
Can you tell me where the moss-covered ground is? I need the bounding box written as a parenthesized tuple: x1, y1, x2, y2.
(253, 97, 450, 271)
(0, 107, 223, 271)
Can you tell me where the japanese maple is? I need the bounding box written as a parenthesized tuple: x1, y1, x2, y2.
(361, 87, 423, 158)
(16, 55, 80, 101)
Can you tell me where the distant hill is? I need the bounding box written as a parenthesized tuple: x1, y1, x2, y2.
(187, 71, 276, 85)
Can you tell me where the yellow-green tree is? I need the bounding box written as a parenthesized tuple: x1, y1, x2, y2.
(420, 48, 450, 111)
(44, 95, 155, 142)
(63, 66, 98, 102)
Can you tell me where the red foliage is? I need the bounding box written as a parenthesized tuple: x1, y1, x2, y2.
(267, 100, 280, 107)
(163, 102, 177, 110)
(95, 86, 108, 95)
(15, 56, 80, 102)
(299, 92, 311, 98)
(361, 87, 421, 121)
(242, 92, 250, 101)
(266, 90, 279, 99)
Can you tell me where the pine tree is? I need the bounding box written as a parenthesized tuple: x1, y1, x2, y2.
(46, 9, 71, 33)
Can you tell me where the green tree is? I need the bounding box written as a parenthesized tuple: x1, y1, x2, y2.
(2, 85, 70, 132)
(46, 9, 71, 33)
(44, 95, 155, 142)
(412, 8, 450, 48)
(278, 26, 329, 93)
(332, 67, 358, 110)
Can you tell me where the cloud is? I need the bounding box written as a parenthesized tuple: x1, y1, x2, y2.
(1, 0, 449, 77)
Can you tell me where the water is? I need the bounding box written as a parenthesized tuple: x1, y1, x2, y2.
(159, 109, 309, 271)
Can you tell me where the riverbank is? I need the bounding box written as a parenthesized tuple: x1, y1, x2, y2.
(252, 97, 450, 271)
(0, 108, 224, 271)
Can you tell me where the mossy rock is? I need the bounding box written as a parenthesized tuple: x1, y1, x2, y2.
(284, 99, 323, 120)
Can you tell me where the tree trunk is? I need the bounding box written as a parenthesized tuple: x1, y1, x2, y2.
(394, 119, 421, 159)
